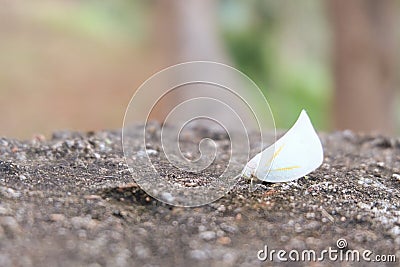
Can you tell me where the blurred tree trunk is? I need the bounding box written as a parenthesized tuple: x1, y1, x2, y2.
(149, 0, 232, 122)
(328, 0, 399, 134)
(153, 0, 230, 64)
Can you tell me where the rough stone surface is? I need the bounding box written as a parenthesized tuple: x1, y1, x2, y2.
(0, 129, 399, 266)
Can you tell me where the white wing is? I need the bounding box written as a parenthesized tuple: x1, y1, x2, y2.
(242, 109, 323, 182)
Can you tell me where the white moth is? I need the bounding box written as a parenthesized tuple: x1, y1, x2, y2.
(242, 109, 323, 183)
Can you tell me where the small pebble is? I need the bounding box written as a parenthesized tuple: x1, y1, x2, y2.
(217, 236, 231, 245)
(220, 223, 238, 234)
(146, 149, 158, 156)
(306, 212, 315, 219)
(84, 195, 102, 200)
(50, 214, 65, 222)
(390, 226, 400, 237)
(392, 173, 400, 181)
(189, 250, 208, 260)
(0, 187, 21, 199)
(160, 192, 174, 202)
(0, 216, 21, 236)
(199, 231, 216, 241)
(0, 205, 11, 216)
(134, 245, 150, 259)
(217, 205, 226, 212)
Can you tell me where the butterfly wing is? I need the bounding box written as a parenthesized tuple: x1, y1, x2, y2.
(243, 110, 323, 182)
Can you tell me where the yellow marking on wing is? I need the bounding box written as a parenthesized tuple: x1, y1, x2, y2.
(265, 144, 285, 166)
(270, 165, 301, 172)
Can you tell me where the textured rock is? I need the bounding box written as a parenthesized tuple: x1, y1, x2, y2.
(0, 129, 399, 266)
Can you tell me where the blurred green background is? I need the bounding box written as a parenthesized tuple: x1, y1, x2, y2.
(0, 0, 399, 139)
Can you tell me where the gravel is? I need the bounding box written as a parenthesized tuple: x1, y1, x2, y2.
(0, 128, 399, 266)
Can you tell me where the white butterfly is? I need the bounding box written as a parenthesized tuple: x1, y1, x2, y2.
(242, 109, 323, 183)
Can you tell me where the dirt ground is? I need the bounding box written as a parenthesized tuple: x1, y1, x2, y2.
(0, 128, 399, 267)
